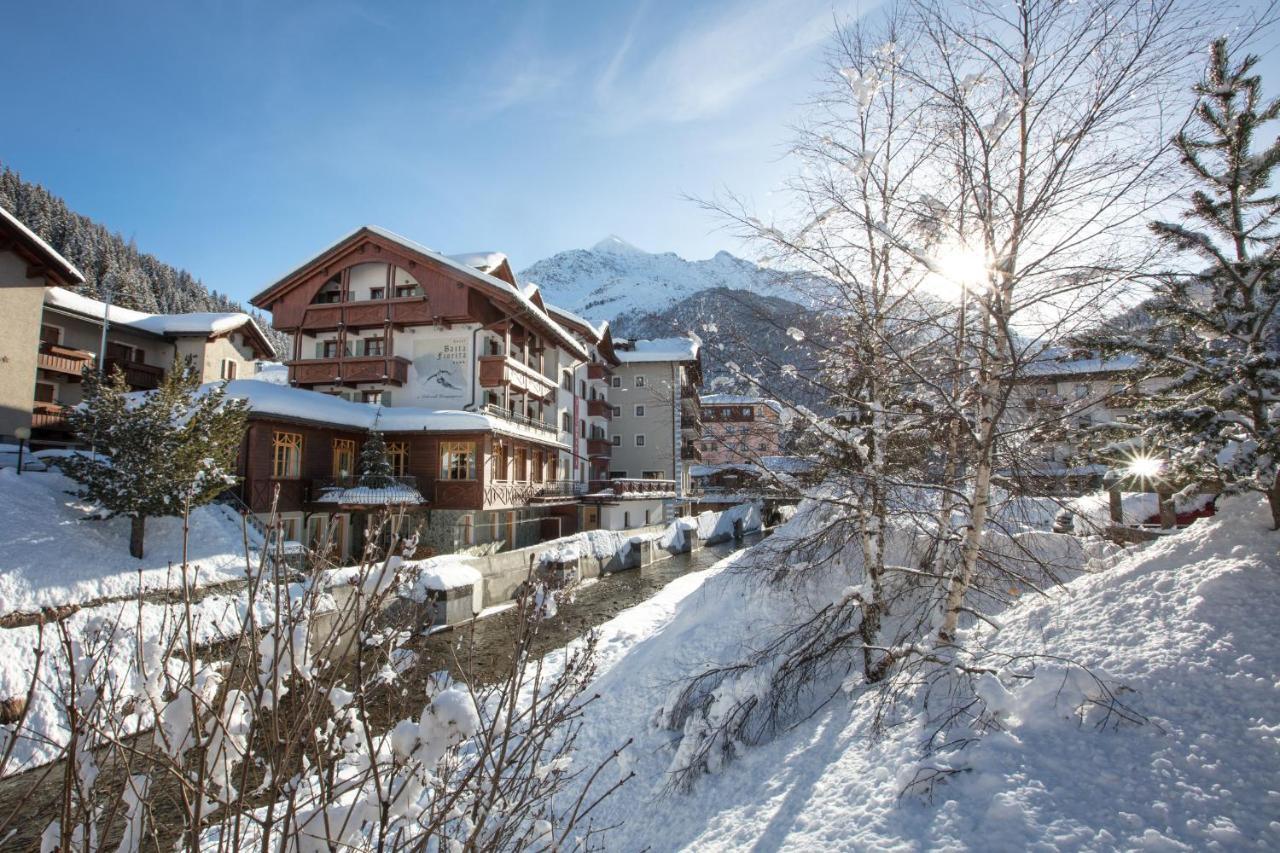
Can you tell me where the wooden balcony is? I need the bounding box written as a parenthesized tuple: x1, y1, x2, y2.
(587, 478, 677, 498)
(297, 296, 435, 332)
(287, 355, 411, 386)
(587, 399, 613, 419)
(587, 437, 612, 458)
(37, 342, 95, 378)
(483, 479, 584, 509)
(31, 402, 70, 431)
(104, 358, 164, 391)
(681, 442, 703, 461)
(478, 355, 557, 401)
(586, 363, 612, 381)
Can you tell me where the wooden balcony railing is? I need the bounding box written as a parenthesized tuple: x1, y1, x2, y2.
(37, 342, 95, 377)
(296, 296, 435, 332)
(681, 442, 703, 461)
(104, 358, 165, 390)
(484, 479, 585, 508)
(478, 355, 557, 401)
(31, 402, 71, 430)
(586, 437, 612, 458)
(588, 478, 678, 497)
(587, 399, 612, 419)
(479, 403, 557, 436)
(586, 363, 612, 381)
(287, 355, 411, 387)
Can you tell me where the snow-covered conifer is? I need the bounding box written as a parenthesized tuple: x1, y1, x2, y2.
(61, 360, 248, 558)
(359, 430, 395, 488)
(1102, 39, 1280, 527)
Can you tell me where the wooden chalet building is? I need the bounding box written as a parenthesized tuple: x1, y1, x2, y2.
(244, 225, 630, 559)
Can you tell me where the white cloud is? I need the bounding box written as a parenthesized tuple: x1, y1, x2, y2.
(594, 0, 846, 130)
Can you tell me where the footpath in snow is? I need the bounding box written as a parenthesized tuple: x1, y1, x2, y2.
(555, 496, 1280, 851)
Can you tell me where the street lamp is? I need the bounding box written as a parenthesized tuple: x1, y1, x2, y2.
(14, 426, 30, 475)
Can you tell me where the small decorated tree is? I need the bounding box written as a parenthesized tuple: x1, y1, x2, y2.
(359, 431, 394, 489)
(62, 359, 248, 557)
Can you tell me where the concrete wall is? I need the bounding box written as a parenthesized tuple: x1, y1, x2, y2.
(599, 499, 665, 530)
(0, 252, 47, 439)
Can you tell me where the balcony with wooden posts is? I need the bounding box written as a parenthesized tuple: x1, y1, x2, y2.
(478, 354, 557, 401)
(287, 355, 411, 387)
(104, 358, 165, 391)
(587, 398, 613, 420)
(586, 477, 678, 499)
(37, 341, 95, 378)
(681, 441, 703, 461)
(32, 402, 70, 431)
(586, 363, 612, 381)
(298, 296, 435, 332)
(586, 437, 612, 458)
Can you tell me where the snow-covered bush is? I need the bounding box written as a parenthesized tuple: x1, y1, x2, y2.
(0, 500, 627, 850)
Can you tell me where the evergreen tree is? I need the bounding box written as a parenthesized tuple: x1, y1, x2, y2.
(359, 431, 394, 489)
(61, 361, 249, 558)
(1106, 39, 1280, 527)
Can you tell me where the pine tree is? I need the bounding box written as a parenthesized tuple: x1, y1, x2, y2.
(359, 431, 394, 489)
(61, 360, 249, 558)
(1109, 39, 1280, 527)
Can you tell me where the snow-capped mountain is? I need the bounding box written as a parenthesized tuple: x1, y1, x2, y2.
(519, 236, 794, 324)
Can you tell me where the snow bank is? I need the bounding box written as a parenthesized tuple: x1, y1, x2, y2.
(557, 495, 1280, 851)
(0, 469, 258, 615)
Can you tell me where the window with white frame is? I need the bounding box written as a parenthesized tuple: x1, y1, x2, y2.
(634, 405, 645, 417)
(635, 376, 646, 387)
(611, 376, 621, 388)
(635, 434, 645, 447)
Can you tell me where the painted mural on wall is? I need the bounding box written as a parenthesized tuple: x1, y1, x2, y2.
(410, 331, 473, 405)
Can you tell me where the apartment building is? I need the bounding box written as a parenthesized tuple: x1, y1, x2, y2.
(0, 205, 85, 441)
(245, 225, 625, 557)
(1011, 352, 1165, 492)
(31, 287, 274, 438)
(697, 394, 784, 464)
(607, 337, 703, 506)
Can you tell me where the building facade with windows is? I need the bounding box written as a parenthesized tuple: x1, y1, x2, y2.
(1010, 353, 1167, 492)
(244, 225, 631, 557)
(606, 337, 703, 508)
(0, 205, 84, 441)
(697, 394, 784, 465)
(29, 287, 274, 439)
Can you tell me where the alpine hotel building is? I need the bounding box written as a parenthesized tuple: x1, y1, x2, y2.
(244, 226, 699, 560)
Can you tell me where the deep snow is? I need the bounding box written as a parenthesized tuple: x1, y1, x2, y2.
(552, 496, 1280, 850)
(0, 468, 257, 615)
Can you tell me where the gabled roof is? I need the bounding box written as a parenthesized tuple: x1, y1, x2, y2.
(0, 205, 84, 287)
(448, 251, 516, 285)
(252, 226, 587, 359)
(45, 287, 275, 357)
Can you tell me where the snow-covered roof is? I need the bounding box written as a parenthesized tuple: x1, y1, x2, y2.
(314, 483, 426, 505)
(700, 394, 783, 416)
(45, 287, 269, 349)
(1023, 354, 1141, 379)
(690, 456, 815, 478)
(216, 380, 567, 445)
(0, 205, 84, 285)
(255, 226, 587, 360)
(446, 251, 508, 275)
(614, 336, 701, 363)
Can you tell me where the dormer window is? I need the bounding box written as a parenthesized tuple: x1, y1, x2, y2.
(395, 284, 420, 298)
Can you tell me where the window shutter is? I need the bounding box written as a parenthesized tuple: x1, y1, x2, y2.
(315, 341, 324, 358)
(381, 391, 392, 406)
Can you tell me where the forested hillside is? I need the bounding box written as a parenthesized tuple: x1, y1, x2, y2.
(0, 165, 284, 356)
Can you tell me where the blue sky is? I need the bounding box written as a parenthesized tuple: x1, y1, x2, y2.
(1, 0, 863, 303)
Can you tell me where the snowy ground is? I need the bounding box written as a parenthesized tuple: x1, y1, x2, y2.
(551, 496, 1280, 851)
(0, 468, 257, 615)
